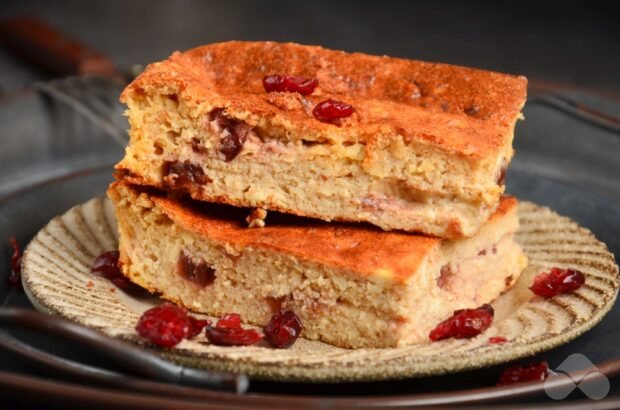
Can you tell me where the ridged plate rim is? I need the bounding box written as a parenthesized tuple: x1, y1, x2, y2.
(21, 197, 620, 382)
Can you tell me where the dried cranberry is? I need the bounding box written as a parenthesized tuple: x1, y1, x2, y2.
(190, 137, 207, 154)
(263, 75, 318, 95)
(263, 310, 302, 348)
(220, 132, 247, 161)
(429, 304, 494, 341)
(312, 99, 354, 123)
(529, 268, 585, 298)
(216, 313, 242, 329)
(8, 236, 22, 289)
(163, 161, 211, 188)
(437, 264, 456, 289)
(187, 316, 210, 338)
(489, 336, 508, 344)
(496, 160, 507, 186)
(498, 361, 550, 385)
(209, 109, 251, 161)
(91, 251, 139, 291)
(136, 303, 192, 348)
(205, 326, 263, 346)
(465, 105, 480, 116)
(91, 251, 120, 278)
(205, 313, 263, 346)
(177, 252, 216, 287)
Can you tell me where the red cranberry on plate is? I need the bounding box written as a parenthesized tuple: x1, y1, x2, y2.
(429, 304, 494, 341)
(205, 313, 263, 346)
(8, 236, 22, 289)
(263, 310, 302, 348)
(136, 303, 194, 347)
(91, 251, 140, 291)
(498, 361, 550, 385)
(529, 268, 585, 298)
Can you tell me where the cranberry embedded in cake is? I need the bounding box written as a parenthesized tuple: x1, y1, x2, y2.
(177, 252, 216, 287)
(208, 108, 251, 161)
(163, 161, 211, 189)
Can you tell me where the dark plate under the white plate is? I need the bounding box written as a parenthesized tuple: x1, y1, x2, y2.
(0, 84, 620, 408)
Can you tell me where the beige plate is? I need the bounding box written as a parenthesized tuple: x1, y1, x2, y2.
(21, 198, 619, 382)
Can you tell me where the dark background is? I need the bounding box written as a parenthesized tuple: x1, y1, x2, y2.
(0, 0, 619, 94)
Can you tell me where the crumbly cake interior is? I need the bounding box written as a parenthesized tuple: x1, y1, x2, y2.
(109, 183, 527, 348)
(117, 92, 515, 237)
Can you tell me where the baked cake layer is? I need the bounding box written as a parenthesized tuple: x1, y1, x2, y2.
(116, 41, 527, 238)
(108, 182, 528, 348)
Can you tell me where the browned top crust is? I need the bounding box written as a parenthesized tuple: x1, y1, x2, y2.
(489, 195, 517, 222)
(121, 41, 527, 159)
(135, 184, 517, 283)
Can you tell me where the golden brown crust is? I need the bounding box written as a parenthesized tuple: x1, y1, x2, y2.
(489, 195, 517, 221)
(111, 182, 517, 283)
(121, 41, 527, 159)
(155, 192, 437, 284)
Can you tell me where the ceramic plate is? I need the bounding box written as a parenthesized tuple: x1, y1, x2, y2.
(20, 196, 619, 382)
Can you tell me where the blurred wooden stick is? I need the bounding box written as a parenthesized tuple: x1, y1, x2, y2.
(0, 15, 119, 78)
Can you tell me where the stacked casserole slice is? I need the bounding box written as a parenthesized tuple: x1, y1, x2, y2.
(109, 41, 528, 348)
